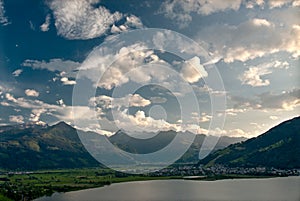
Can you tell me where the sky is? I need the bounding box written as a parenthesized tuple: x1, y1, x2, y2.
(0, 0, 299, 138)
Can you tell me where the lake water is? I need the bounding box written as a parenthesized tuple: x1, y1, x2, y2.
(35, 176, 300, 201)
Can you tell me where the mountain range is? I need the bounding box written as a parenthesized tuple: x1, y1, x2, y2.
(0, 122, 245, 170)
(1, 116, 299, 170)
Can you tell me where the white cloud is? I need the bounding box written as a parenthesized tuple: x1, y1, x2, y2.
(227, 128, 249, 137)
(3, 92, 100, 129)
(25, 89, 39, 97)
(22, 59, 80, 85)
(240, 66, 271, 87)
(113, 109, 181, 133)
(5, 93, 17, 102)
(111, 15, 144, 34)
(281, 99, 300, 111)
(240, 60, 290, 87)
(40, 14, 51, 32)
(252, 18, 273, 27)
(230, 89, 300, 111)
(12, 69, 23, 77)
(91, 94, 151, 109)
(9, 115, 24, 124)
(245, 0, 265, 8)
(196, 16, 300, 63)
(160, 0, 300, 27)
(293, 0, 300, 6)
(180, 56, 208, 83)
(60, 77, 76, 85)
(56, 99, 66, 107)
(22, 59, 80, 76)
(124, 15, 143, 28)
(29, 108, 46, 123)
(2, 91, 207, 135)
(225, 108, 247, 116)
(160, 0, 242, 27)
(0, 0, 9, 26)
(268, 0, 299, 8)
(191, 112, 212, 122)
(79, 43, 167, 90)
(49, 0, 123, 39)
(126, 94, 151, 107)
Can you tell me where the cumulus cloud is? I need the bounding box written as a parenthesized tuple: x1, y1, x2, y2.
(191, 112, 212, 122)
(246, 0, 299, 9)
(56, 99, 66, 107)
(240, 66, 271, 87)
(244, 0, 265, 9)
(112, 109, 181, 133)
(180, 56, 208, 83)
(29, 108, 46, 124)
(60, 77, 76, 85)
(160, 0, 300, 27)
(268, 0, 299, 8)
(227, 128, 249, 137)
(111, 15, 144, 33)
(252, 18, 273, 27)
(9, 115, 24, 124)
(25, 89, 39, 97)
(79, 43, 167, 90)
(160, 0, 242, 27)
(0, 0, 9, 26)
(22, 59, 80, 75)
(225, 108, 247, 116)
(196, 16, 300, 63)
(230, 89, 300, 111)
(12, 69, 23, 77)
(281, 99, 300, 111)
(240, 60, 290, 87)
(91, 94, 151, 109)
(49, 0, 124, 39)
(2, 92, 99, 129)
(40, 14, 51, 32)
(5, 93, 17, 103)
(2, 91, 205, 135)
(22, 58, 79, 86)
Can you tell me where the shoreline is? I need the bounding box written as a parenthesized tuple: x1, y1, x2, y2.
(1, 167, 298, 201)
(34, 175, 299, 200)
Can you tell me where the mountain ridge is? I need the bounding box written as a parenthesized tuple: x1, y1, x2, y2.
(199, 116, 300, 169)
(0, 122, 246, 170)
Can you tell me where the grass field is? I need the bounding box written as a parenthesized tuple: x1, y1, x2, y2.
(0, 168, 276, 201)
(0, 168, 181, 200)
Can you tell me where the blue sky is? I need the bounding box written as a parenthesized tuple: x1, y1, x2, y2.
(0, 0, 299, 138)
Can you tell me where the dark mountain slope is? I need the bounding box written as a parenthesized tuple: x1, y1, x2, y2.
(200, 116, 300, 169)
(0, 122, 100, 170)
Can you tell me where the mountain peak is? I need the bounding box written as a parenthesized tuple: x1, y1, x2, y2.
(52, 121, 74, 130)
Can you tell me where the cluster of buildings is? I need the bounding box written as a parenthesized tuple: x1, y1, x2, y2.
(149, 164, 300, 177)
(202, 164, 300, 176)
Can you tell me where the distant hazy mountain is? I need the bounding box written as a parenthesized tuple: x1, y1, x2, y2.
(200, 116, 300, 169)
(0, 122, 100, 170)
(109, 130, 247, 163)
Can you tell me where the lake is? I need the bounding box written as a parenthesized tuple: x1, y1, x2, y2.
(35, 176, 300, 201)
